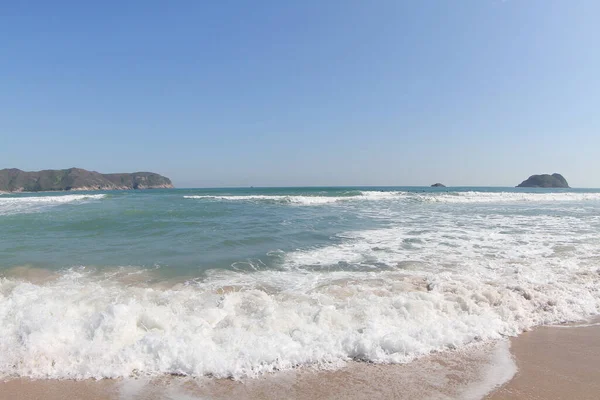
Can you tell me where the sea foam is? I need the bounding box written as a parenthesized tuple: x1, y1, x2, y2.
(407, 191, 600, 203)
(0, 254, 597, 380)
(184, 195, 343, 205)
(183, 191, 600, 206)
(0, 194, 106, 216)
(183, 192, 401, 205)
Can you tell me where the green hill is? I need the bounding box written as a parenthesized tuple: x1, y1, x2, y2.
(0, 168, 173, 192)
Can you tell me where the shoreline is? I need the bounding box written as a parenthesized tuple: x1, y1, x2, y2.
(0, 340, 515, 400)
(2, 321, 599, 399)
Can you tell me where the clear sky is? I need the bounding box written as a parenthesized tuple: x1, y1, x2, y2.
(1, 0, 598, 188)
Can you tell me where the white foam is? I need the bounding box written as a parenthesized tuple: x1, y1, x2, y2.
(459, 340, 517, 400)
(0, 194, 106, 216)
(408, 191, 600, 203)
(0, 255, 597, 381)
(548, 321, 600, 329)
(183, 191, 600, 206)
(183, 192, 401, 205)
(358, 191, 403, 200)
(184, 195, 343, 205)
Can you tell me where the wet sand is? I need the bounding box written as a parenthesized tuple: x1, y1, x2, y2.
(0, 342, 513, 400)
(1, 323, 599, 400)
(487, 322, 600, 400)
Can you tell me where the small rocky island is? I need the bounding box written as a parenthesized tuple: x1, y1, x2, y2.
(431, 183, 446, 187)
(516, 173, 569, 188)
(0, 168, 173, 192)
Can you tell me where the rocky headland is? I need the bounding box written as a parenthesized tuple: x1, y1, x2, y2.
(0, 168, 173, 192)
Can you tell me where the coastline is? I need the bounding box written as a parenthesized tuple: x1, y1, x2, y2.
(2, 321, 599, 400)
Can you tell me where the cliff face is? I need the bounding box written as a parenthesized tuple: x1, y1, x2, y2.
(0, 168, 173, 192)
(516, 173, 569, 188)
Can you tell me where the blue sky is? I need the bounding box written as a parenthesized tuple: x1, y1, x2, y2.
(1, 0, 598, 187)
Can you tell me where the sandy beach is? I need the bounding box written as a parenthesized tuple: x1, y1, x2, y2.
(487, 322, 600, 400)
(2, 321, 599, 400)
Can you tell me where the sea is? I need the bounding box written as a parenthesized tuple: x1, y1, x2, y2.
(1, 187, 600, 382)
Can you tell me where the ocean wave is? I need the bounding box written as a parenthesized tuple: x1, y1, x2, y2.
(0, 258, 597, 380)
(183, 191, 401, 205)
(0, 194, 106, 216)
(184, 195, 342, 205)
(183, 191, 600, 206)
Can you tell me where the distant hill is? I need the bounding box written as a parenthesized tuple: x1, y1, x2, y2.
(0, 168, 173, 192)
(516, 173, 569, 188)
(431, 183, 446, 187)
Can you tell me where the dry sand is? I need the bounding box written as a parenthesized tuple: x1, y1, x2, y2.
(1, 322, 599, 400)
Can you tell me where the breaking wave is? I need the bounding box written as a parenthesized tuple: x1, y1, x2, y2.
(184, 191, 600, 206)
(0, 194, 106, 216)
(183, 191, 401, 205)
(0, 246, 598, 380)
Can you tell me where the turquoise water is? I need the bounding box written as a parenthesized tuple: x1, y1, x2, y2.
(1, 187, 600, 380)
(3, 186, 597, 275)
